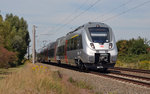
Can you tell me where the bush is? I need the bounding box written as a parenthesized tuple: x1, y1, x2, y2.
(116, 37, 150, 70)
(138, 61, 150, 70)
(116, 60, 124, 67)
(117, 37, 149, 56)
(128, 38, 149, 55)
(0, 46, 18, 68)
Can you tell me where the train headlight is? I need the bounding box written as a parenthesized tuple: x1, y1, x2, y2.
(90, 43, 95, 49)
(109, 43, 113, 49)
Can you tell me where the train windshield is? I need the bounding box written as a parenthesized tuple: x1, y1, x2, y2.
(89, 27, 109, 43)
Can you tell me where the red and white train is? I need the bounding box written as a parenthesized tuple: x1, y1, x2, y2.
(37, 22, 118, 71)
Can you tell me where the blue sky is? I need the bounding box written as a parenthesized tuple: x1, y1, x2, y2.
(0, 0, 150, 51)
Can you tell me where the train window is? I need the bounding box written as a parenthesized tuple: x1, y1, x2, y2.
(89, 27, 110, 43)
(57, 46, 65, 56)
(71, 39, 74, 50)
(74, 37, 77, 50)
(67, 35, 83, 51)
(78, 35, 83, 49)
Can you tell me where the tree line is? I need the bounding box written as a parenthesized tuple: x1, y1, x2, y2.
(117, 37, 150, 64)
(117, 37, 150, 56)
(0, 13, 30, 68)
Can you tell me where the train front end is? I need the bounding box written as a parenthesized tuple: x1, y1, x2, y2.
(82, 22, 118, 70)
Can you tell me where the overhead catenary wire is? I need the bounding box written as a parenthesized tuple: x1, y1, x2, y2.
(66, 0, 150, 42)
(54, 0, 102, 33)
(37, 0, 150, 51)
(93, 0, 134, 21)
(41, 0, 150, 37)
(68, 0, 134, 31)
(38, 0, 90, 36)
(101, 0, 150, 22)
(58, 0, 90, 24)
(99, 0, 150, 42)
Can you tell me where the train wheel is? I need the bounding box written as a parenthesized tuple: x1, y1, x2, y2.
(57, 60, 61, 65)
(75, 59, 79, 67)
(78, 60, 88, 72)
(78, 60, 83, 69)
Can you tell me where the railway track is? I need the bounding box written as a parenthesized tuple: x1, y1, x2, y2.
(91, 71, 150, 88)
(113, 67, 150, 74)
(41, 62, 150, 88)
(110, 71, 150, 81)
(92, 67, 150, 88)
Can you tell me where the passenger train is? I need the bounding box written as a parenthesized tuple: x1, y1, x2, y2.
(38, 22, 118, 71)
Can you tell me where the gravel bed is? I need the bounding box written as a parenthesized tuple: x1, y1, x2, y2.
(38, 63, 150, 94)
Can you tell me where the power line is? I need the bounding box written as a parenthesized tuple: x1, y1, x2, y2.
(93, 0, 134, 21)
(40, 0, 90, 36)
(46, 0, 150, 39)
(102, 0, 150, 22)
(54, 0, 102, 33)
(69, 0, 101, 23)
(49, 0, 90, 34)
(60, 0, 90, 24)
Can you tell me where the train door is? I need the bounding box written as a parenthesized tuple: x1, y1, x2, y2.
(64, 40, 68, 64)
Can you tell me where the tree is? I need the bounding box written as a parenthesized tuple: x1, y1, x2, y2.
(0, 13, 30, 66)
(117, 37, 149, 56)
(128, 37, 149, 55)
(117, 40, 129, 56)
(0, 15, 4, 45)
(4, 14, 30, 63)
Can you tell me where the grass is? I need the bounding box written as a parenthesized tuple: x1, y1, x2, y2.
(0, 62, 94, 94)
(0, 63, 66, 94)
(68, 77, 93, 90)
(115, 53, 150, 70)
(0, 64, 24, 80)
(116, 60, 150, 70)
(118, 54, 150, 63)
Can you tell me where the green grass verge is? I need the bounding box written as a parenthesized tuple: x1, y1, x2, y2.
(0, 63, 25, 80)
(116, 53, 150, 70)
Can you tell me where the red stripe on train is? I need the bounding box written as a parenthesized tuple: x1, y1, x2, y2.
(54, 44, 57, 61)
(65, 40, 68, 63)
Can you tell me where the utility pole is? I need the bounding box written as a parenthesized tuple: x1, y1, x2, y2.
(32, 25, 37, 64)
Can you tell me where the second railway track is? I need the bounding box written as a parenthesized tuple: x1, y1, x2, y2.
(110, 71, 150, 81)
(112, 67, 150, 74)
(91, 67, 150, 88)
(91, 71, 150, 88)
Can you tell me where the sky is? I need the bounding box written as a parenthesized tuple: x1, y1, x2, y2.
(0, 0, 150, 51)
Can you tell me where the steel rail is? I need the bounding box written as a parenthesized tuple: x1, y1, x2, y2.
(110, 71, 150, 81)
(91, 71, 150, 88)
(113, 67, 150, 74)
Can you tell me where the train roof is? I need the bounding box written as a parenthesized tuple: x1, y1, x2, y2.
(66, 22, 109, 36)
